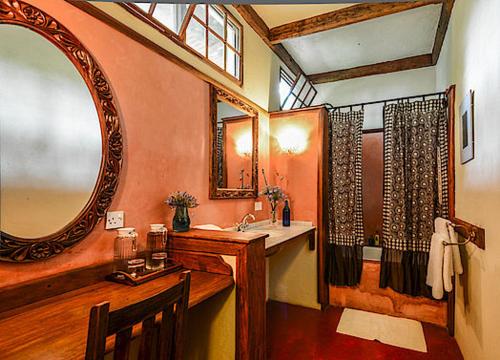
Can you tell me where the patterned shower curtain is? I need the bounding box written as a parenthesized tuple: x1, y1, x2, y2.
(327, 110, 364, 286)
(380, 99, 449, 297)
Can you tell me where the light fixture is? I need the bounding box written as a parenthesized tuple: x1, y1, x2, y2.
(236, 130, 252, 157)
(276, 125, 308, 154)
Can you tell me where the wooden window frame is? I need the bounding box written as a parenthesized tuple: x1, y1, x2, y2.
(121, 3, 243, 86)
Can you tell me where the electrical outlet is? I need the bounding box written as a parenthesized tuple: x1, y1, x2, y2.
(254, 201, 263, 211)
(106, 211, 124, 230)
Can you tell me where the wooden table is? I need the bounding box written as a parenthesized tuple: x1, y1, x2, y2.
(0, 270, 234, 360)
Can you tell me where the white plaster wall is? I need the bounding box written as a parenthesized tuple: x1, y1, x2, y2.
(435, 1, 500, 359)
(314, 67, 437, 129)
(267, 234, 320, 310)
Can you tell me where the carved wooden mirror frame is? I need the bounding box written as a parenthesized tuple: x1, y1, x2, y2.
(0, 0, 122, 262)
(209, 85, 258, 199)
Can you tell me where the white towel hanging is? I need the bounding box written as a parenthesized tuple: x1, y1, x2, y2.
(426, 217, 463, 299)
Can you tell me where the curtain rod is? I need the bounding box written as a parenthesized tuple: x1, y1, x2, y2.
(322, 91, 447, 112)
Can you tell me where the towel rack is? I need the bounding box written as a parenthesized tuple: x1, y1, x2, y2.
(449, 217, 485, 249)
(443, 223, 476, 247)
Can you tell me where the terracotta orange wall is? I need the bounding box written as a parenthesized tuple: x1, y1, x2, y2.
(0, 0, 267, 287)
(330, 261, 447, 327)
(268, 108, 324, 225)
(362, 132, 384, 241)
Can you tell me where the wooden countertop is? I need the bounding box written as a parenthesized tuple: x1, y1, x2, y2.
(169, 228, 268, 244)
(0, 270, 234, 360)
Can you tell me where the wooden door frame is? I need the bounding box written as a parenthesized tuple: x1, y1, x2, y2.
(317, 107, 330, 309)
(446, 84, 457, 336)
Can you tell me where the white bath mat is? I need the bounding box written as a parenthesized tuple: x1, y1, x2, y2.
(336, 308, 427, 353)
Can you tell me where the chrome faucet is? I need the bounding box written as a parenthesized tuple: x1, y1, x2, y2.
(236, 213, 256, 232)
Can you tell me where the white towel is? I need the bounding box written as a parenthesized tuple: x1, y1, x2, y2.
(426, 217, 463, 299)
(426, 232, 446, 299)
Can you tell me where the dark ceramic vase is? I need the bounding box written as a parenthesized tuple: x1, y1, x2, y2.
(173, 206, 190, 232)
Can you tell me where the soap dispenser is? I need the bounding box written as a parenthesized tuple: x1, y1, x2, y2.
(282, 200, 291, 227)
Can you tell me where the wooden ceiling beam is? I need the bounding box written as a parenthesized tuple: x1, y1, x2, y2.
(309, 54, 433, 84)
(432, 0, 455, 64)
(232, 4, 305, 77)
(269, 0, 443, 44)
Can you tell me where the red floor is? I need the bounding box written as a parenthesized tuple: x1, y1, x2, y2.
(267, 301, 464, 360)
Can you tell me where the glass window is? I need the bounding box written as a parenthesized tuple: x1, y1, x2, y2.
(184, 4, 242, 80)
(208, 33, 224, 68)
(208, 5, 225, 38)
(194, 4, 206, 23)
(227, 20, 239, 50)
(279, 71, 293, 106)
(129, 3, 242, 82)
(135, 3, 151, 13)
(279, 68, 317, 110)
(186, 18, 206, 55)
(152, 4, 189, 34)
(226, 48, 240, 78)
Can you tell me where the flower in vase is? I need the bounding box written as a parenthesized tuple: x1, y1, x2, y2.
(164, 191, 199, 208)
(259, 185, 287, 211)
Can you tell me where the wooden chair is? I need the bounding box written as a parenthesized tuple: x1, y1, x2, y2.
(85, 271, 191, 360)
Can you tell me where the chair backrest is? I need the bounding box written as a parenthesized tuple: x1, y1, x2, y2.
(85, 271, 191, 360)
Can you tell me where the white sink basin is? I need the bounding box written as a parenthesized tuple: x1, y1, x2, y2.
(202, 220, 315, 251)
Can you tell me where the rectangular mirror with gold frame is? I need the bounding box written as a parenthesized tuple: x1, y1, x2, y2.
(209, 85, 258, 199)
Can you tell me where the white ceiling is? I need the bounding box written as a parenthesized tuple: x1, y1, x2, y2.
(281, 4, 442, 74)
(252, 4, 354, 28)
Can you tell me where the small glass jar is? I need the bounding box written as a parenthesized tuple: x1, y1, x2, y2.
(151, 252, 168, 270)
(113, 227, 138, 272)
(127, 258, 145, 278)
(146, 224, 168, 270)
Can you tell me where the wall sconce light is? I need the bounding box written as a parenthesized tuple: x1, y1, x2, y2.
(236, 131, 252, 157)
(276, 125, 308, 154)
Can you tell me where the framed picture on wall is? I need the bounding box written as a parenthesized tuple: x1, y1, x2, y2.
(459, 90, 475, 164)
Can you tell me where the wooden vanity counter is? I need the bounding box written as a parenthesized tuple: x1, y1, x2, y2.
(0, 270, 234, 360)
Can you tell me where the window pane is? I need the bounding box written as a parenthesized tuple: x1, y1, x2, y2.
(152, 4, 189, 34)
(299, 82, 311, 101)
(226, 48, 240, 78)
(208, 5, 225, 38)
(227, 20, 240, 51)
(304, 88, 316, 106)
(208, 33, 224, 68)
(186, 19, 206, 55)
(292, 75, 306, 95)
(283, 94, 296, 110)
(279, 79, 292, 106)
(134, 3, 150, 13)
(292, 99, 303, 110)
(194, 4, 206, 23)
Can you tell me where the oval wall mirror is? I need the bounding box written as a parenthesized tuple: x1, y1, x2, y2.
(0, 1, 122, 262)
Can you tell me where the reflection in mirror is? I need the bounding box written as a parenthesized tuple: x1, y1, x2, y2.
(216, 101, 253, 189)
(0, 25, 102, 239)
(210, 85, 258, 199)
